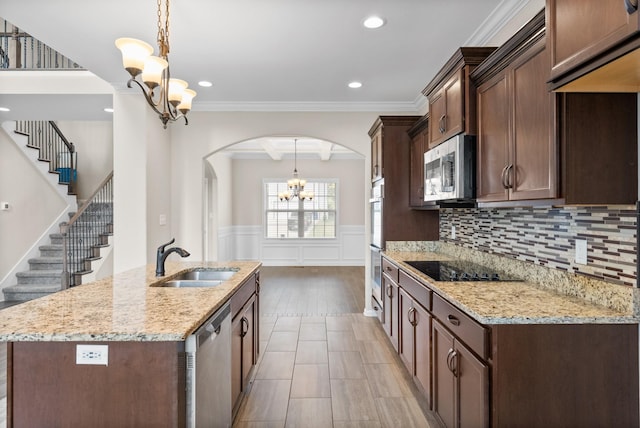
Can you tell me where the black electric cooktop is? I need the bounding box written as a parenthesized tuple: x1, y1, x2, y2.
(404, 260, 521, 282)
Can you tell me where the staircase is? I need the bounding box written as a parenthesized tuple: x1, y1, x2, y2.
(2, 121, 113, 303)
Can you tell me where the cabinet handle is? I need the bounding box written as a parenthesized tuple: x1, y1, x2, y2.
(625, 0, 638, 13)
(241, 316, 249, 338)
(446, 348, 455, 372)
(506, 164, 514, 189)
(450, 350, 459, 378)
(386, 284, 393, 298)
(447, 314, 460, 326)
(439, 115, 446, 134)
(408, 307, 417, 326)
(500, 165, 509, 189)
(385, 266, 392, 271)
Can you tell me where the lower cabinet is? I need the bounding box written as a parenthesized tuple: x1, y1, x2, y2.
(231, 275, 259, 416)
(398, 287, 431, 403)
(433, 319, 489, 428)
(381, 271, 399, 352)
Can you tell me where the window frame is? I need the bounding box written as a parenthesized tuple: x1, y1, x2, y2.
(263, 178, 338, 240)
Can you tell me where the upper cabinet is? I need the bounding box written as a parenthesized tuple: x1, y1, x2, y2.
(422, 48, 496, 149)
(407, 115, 429, 208)
(472, 11, 557, 203)
(473, 9, 637, 206)
(547, 0, 640, 90)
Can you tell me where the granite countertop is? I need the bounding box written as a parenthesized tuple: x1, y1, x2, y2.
(0, 261, 261, 342)
(383, 251, 637, 325)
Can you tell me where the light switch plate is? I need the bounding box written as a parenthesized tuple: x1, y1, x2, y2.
(575, 239, 587, 265)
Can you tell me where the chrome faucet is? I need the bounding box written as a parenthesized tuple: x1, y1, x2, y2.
(156, 238, 190, 277)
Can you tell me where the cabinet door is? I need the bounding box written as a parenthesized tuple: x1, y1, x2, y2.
(409, 128, 427, 207)
(371, 128, 383, 181)
(456, 341, 489, 428)
(428, 90, 447, 148)
(548, 0, 640, 79)
(476, 73, 510, 202)
(381, 273, 399, 352)
(231, 315, 243, 411)
(433, 319, 456, 428)
(414, 303, 431, 404)
(510, 41, 557, 201)
(241, 296, 256, 390)
(442, 71, 463, 141)
(398, 288, 414, 373)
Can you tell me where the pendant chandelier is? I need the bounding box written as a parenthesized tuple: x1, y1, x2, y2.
(279, 139, 314, 201)
(115, 0, 195, 129)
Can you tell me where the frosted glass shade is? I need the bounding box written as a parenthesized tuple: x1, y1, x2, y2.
(177, 89, 197, 113)
(168, 79, 188, 106)
(141, 56, 168, 89)
(115, 38, 153, 76)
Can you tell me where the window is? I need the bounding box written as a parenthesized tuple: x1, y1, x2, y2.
(265, 180, 337, 239)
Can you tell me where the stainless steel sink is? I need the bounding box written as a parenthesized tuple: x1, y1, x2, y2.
(173, 269, 238, 281)
(159, 279, 225, 288)
(153, 268, 240, 288)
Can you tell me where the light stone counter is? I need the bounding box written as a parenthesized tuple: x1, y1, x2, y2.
(0, 261, 261, 342)
(383, 251, 637, 325)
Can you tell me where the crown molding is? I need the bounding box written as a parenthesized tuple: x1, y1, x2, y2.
(192, 100, 420, 113)
(464, 0, 534, 46)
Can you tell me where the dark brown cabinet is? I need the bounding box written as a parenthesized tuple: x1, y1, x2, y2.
(474, 10, 637, 206)
(381, 258, 399, 352)
(368, 116, 439, 246)
(371, 126, 383, 182)
(398, 286, 431, 403)
(422, 48, 496, 149)
(433, 319, 489, 428)
(231, 273, 259, 415)
(474, 13, 557, 203)
(407, 115, 429, 208)
(547, 0, 640, 90)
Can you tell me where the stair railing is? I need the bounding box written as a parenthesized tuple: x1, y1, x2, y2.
(0, 18, 81, 69)
(15, 120, 78, 194)
(61, 172, 113, 288)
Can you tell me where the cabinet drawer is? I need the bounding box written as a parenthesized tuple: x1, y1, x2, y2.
(398, 270, 431, 311)
(231, 274, 256, 320)
(382, 257, 399, 282)
(432, 293, 488, 360)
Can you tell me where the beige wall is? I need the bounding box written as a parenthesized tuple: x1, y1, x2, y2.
(56, 121, 113, 201)
(229, 157, 364, 226)
(0, 125, 67, 279)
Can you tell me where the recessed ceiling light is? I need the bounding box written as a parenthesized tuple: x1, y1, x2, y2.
(104, 107, 114, 113)
(363, 16, 385, 29)
(198, 81, 213, 87)
(348, 81, 363, 89)
(0, 107, 10, 112)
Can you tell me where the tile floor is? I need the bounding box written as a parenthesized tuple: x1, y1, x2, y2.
(233, 313, 439, 427)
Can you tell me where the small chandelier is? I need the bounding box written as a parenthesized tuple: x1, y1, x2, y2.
(115, 0, 196, 128)
(279, 139, 314, 201)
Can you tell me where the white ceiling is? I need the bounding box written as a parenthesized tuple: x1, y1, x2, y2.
(0, 0, 535, 156)
(0, 0, 528, 111)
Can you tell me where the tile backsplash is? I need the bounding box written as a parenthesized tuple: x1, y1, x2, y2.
(439, 206, 638, 287)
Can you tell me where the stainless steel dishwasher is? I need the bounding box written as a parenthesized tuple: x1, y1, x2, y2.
(185, 303, 232, 428)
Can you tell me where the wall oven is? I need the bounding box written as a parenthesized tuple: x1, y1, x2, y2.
(370, 181, 383, 308)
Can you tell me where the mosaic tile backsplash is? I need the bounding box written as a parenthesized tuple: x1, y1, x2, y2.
(439, 206, 638, 287)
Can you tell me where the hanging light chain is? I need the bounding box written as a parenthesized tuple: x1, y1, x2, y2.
(156, 0, 170, 58)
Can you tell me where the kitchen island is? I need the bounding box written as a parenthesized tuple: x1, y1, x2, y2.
(380, 250, 638, 428)
(0, 260, 261, 428)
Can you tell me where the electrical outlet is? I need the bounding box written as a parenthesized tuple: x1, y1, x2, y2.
(76, 344, 109, 365)
(451, 225, 456, 240)
(0, 202, 9, 211)
(575, 239, 587, 265)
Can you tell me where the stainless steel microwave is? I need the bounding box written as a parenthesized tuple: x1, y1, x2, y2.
(423, 134, 475, 202)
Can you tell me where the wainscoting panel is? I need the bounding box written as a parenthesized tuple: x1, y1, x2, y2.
(226, 225, 365, 266)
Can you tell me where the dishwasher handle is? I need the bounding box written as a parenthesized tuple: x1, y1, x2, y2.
(195, 304, 230, 349)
